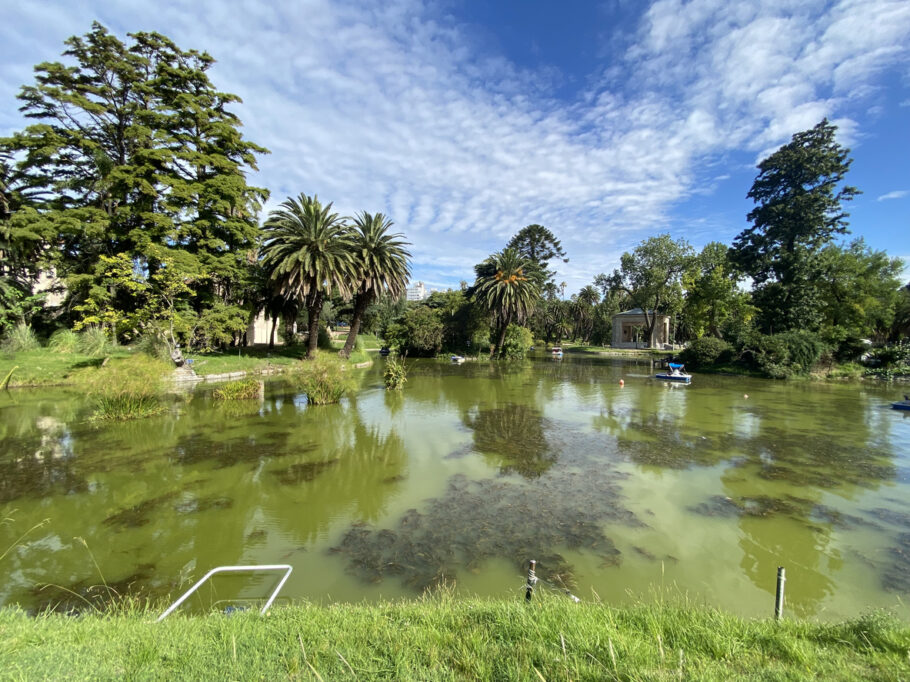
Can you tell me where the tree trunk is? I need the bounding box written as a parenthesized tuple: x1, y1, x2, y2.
(269, 315, 278, 349)
(306, 292, 323, 358)
(493, 313, 512, 357)
(340, 292, 371, 359)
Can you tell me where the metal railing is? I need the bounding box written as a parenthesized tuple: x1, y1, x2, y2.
(157, 564, 293, 622)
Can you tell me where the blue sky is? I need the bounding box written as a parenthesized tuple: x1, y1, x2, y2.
(1, 0, 908, 293)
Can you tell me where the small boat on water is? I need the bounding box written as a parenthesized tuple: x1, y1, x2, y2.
(893, 395, 910, 411)
(379, 347, 391, 356)
(551, 346, 563, 357)
(451, 355, 465, 364)
(656, 362, 691, 384)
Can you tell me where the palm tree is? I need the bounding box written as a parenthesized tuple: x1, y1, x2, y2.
(473, 248, 540, 357)
(340, 212, 411, 358)
(260, 194, 355, 358)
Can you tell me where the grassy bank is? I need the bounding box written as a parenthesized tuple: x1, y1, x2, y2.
(0, 345, 374, 387)
(1, 598, 907, 680)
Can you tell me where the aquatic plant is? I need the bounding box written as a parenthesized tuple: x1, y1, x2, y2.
(288, 352, 356, 405)
(212, 378, 263, 401)
(83, 355, 171, 421)
(383, 356, 408, 390)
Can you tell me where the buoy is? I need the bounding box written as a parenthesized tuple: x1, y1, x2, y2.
(743, 394, 749, 399)
(619, 379, 625, 387)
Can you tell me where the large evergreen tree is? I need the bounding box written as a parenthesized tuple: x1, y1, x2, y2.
(1, 23, 267, 341)
(506, 224, 567, 286)
(732, 119, 857, 333)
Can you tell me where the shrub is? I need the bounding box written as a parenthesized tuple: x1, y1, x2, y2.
(290, 352, 356, 405)
(470, 328, 491, 355)
(385, 307, 444, 357)
(135, 334, 172, 362)
(77, 326, 117, 357)
(680, 337, 732, 367)
(83, 355, 171, 421)
(1, 323, 41, 353)
(317, 325, 334, 350)
(867, 342, 910, 368)
(213, 378, 264, 401)
(48, 329, 79, 354)
(500, 325, 533, 359)
(384, 356, 408, 390)
(740, 330, 826, 379)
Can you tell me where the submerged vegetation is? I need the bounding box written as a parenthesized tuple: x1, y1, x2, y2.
(383, 356, 408, 390)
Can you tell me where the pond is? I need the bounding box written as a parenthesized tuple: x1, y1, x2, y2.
(1, 354, 909, 620)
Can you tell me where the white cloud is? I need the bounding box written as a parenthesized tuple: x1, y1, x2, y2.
(1, 0, 909, 293)
(878, 190, 909, 201)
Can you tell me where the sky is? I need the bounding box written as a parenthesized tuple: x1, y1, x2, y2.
(1, 0, 908, 293)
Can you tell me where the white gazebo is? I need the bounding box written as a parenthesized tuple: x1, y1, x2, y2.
(611, 309, 670, 348)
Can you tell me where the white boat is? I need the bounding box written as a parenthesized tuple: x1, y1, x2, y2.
(450, 355, 465, 364)
(551, 346, 563, 357)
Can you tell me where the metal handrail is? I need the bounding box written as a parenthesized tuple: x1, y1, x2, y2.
(157, 564, 293, 621)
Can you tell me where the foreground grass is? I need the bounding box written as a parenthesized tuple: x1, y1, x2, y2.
(1, 598, 907, 680)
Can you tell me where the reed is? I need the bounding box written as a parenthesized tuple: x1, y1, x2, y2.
(212, 378, 263, 401)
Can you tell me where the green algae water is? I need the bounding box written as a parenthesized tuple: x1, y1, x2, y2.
(1, 354, 909, 620)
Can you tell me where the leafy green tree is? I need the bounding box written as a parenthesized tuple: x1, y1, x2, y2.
(261, 194, 355, 358)
(817, 239, 903, 344)
(473, 248, 541, 357)
(2, 23, 267, 335)
(384, 305, 444, 356)
(608, 234, 694, 347)
(732, 119, 858, 332)
(682, 242, 754, 339)
(506, 224, 567, 285)
(340, 212, 411, 358)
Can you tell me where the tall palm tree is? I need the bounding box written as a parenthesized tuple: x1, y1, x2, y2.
(340, 212, 411, 358)
(473, 248, 540, 357)
(260, 194, 355, 358)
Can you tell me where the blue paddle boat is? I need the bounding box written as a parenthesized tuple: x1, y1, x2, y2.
(656, 362, 691, 384)
(893, 395, 910, 411)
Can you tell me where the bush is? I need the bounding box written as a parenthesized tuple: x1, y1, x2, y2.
(1, 323, 41, 353)
(680, 337, 732, 367)
(383, 356, 408, 390)
(317, 324, 334, 350)
(500, 325, 533, 359)
(135, 334, 172, 362)
(77, 326, 117, 357)
(740, 330, 826, 379)
(470, 328, 491, 355)
(83, 355, 171, 421)
(867, 342, 910, 368)
(47, 329, 79, 354)
(289, 352, 357, 405)
(213, 378, 264, 401)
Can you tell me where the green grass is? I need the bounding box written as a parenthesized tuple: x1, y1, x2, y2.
(188, 345, 308, 376)
(562, 344, 676, 356)
(0, 348, 133, 387)
(1, 597, 907, 680)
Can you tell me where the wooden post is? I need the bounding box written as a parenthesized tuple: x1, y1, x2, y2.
(525, 560, 537, 602)
(774, 567, 786, 620)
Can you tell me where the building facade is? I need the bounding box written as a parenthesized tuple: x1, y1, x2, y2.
(406, 281, 427, 301)
(611, 308, 671, 348)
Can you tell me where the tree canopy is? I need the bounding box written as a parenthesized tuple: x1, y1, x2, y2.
(1, 23, 268, 346)
(732, 119, 857, 332)
(506, 224, 567, 285)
